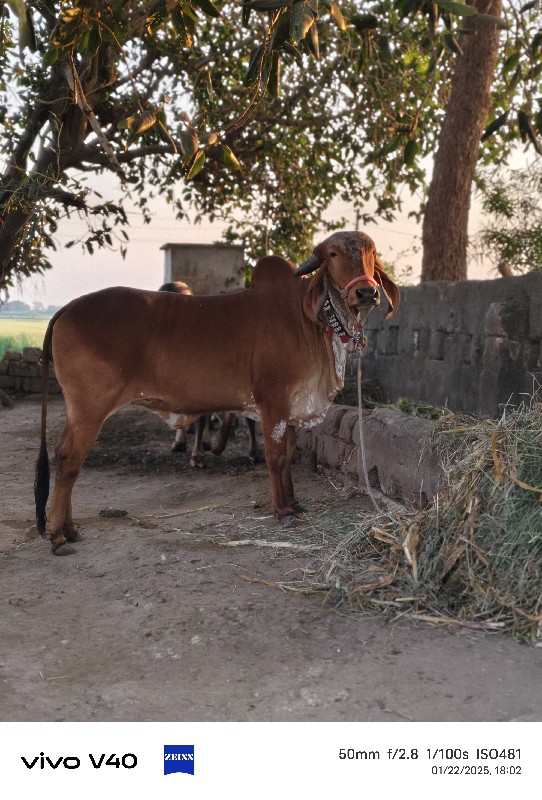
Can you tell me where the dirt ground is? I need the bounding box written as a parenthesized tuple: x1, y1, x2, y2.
(1, 395, 541, 723)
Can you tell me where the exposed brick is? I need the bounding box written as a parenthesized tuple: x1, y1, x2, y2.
(8, 361, 39, 377)
(317, 432, 346, 470)
(22, 377, 44, 393)
(338, 409, 361, 441)
(318, 405, 348, 436)
(299, 404, 444, 508)
(22, 347, 42, 363)
(2, 349, 22, 362)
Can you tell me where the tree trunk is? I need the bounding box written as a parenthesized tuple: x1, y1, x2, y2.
(421, 0, 503, 282)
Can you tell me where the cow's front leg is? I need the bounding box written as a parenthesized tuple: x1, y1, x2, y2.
(283, 424, 305, 514)
(260, 410, 296, 525)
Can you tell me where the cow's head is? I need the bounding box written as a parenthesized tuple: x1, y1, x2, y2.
(295, 231, 399, 321)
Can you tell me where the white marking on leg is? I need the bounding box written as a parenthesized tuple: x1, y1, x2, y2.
(271, 420, 287, 443)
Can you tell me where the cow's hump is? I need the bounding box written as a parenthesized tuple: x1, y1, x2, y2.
(250, 256, 297, 294)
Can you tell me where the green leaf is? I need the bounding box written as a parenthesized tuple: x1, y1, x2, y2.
(442, 32, 463, 55)
(244, 45, 263, 86)
(329, 3, 347, 31)
(135, 111, 157, 135)
(117, 114, 138, 131)
(182, 1, 199, 24)
(268, 51, 281, 96)
(306, 21, 319, 59)
(246, 0, 291, 8)
(474, 13, 509, 29)
(191, 0, 221, 17)
(502, 53, 520, 73)
(179, 128, 199, 156)
(186, 149, 206, 179)
(78, 30, 90, 52)
(518, 110, 542, 154)
(350, 13, 378, 33)
(199, 131, 219, 146)
(435, 0, 477, 17)
(270, 11, 292, 50)
(86, 25, 102, 56)
(530, 31, 542, 55)
(290, 2, 315, 44)
(282, 41, 303, 60)
(403, 139, 419, 166)
(216, 144, 242, 171)
(43, 47, 59, 67)
(481, 110, 509, 141)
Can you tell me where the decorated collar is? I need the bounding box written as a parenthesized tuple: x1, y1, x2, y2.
(322, 298, 366, 349)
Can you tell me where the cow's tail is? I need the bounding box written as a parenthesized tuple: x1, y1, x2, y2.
(34, 308, 64, 536)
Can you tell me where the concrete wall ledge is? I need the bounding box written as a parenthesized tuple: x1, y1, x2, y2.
(297, 405, 443, 509)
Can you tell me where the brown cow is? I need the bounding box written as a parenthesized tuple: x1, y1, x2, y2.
(35, 231, 399, 554)
(158, 281, 260, 467)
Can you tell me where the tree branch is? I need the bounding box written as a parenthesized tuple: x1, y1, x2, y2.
(63, 60, 127, 180)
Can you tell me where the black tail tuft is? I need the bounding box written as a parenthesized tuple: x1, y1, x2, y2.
(34, 439, 50, 537)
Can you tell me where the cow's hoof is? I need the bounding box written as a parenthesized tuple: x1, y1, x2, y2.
(277, 513, 298, 528)
(291, 501, 306, 515)
(248, 450, 263, 464)
(171, 442, 187, 453)
(190, 455, 206, 469)
(52, 542, 76, 556)
(64, 529, 83, 543)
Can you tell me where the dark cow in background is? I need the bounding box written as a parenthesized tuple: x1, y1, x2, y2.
(158, 281, 261, 467)
(35, 231, 399, 554)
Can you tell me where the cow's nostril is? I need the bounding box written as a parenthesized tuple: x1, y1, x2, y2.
(355, 287, 379, 303)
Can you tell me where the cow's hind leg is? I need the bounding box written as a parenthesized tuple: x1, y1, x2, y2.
(189, 415, 208, 469)
(171, 428, 187, 452)
(246, 417, 262, 464)
(47, 411, 106, 555)
(211, 411, 233, 457)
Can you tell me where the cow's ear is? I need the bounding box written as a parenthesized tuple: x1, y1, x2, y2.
(374, 258, 400, 319)
(302, 266, 327, 324)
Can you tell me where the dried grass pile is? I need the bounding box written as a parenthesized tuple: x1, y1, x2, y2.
(304, 399, 542, 640)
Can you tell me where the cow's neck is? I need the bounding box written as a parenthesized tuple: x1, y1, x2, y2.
(321, 280, 366, 350)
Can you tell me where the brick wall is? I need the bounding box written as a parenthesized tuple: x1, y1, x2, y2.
(354, 273, 542, 417)
(0, 348, 61, 395)
(297, 405, 442, 508)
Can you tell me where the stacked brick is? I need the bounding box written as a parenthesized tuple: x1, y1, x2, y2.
(0, 348, 61, 395)
(297, 404, 443, 508)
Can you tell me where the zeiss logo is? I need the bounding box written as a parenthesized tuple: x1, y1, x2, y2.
(164, 745, 194, 776)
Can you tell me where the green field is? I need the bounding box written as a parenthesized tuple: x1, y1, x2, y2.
(0, 318, 49, 358)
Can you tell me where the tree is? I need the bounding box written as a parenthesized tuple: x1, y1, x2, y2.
(474, 160, 542, 272)
(0, 0, 540, 296)
(1, 0, 446, 291)
(421, 0, 503, 282)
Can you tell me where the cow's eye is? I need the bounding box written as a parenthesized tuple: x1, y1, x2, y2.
(329, 251, 337, 258)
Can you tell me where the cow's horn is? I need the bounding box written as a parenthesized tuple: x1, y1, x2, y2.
(294, 254, 320, 277)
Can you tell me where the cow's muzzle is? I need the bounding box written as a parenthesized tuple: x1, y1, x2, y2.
(355, 285, 380, 307)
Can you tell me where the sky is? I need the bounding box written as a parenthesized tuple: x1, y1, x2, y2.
(11, 171, 498, 310)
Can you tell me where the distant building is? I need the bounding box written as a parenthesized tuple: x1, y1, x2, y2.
(160, 243, 245, 295)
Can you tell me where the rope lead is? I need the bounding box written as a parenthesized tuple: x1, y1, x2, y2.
(357, 349, 380, 513)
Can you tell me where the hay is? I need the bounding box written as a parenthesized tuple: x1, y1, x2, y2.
(301, 399, 542, 640)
